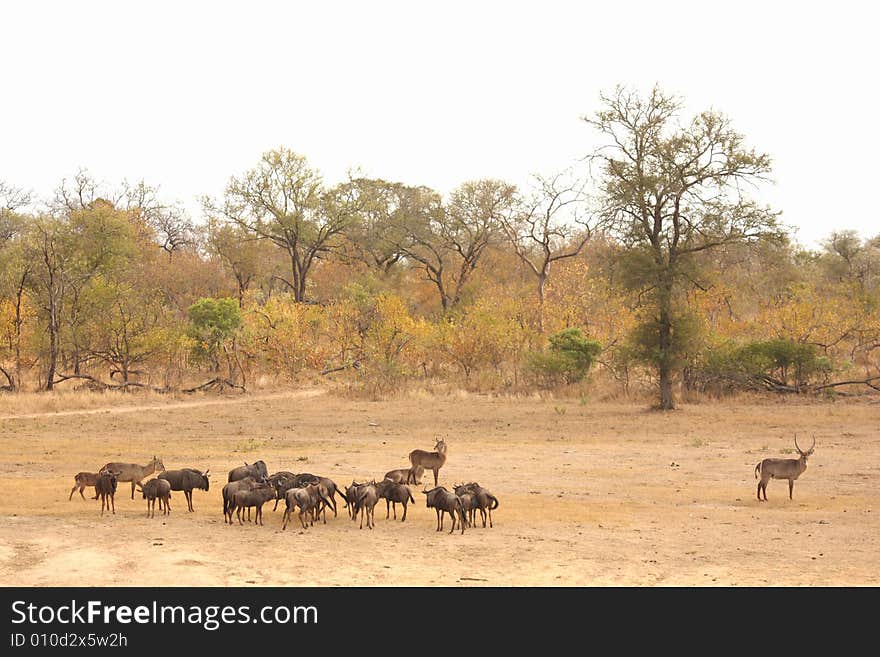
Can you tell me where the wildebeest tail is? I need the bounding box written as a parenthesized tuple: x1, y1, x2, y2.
(754, 462, 761, 479)
(488, 494, 499, 510)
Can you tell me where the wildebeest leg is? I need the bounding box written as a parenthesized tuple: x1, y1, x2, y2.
(448, 510, 456, 534)
(273, 497, 280, 512)
(392, 502, 398, 519)
(69, 484, 78, 501)
(131, 480, 136, 500)
(110, 494, 115, 515)
(435, 508, 441, 531)
(788, 479, 794, 500)
(757, 480, 764, 501)
(386, 499, 390, 519)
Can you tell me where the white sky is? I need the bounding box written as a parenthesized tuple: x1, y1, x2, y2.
(1, 1, 877, 248)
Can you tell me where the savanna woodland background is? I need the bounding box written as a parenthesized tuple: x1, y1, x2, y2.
(2, 87, 879, 408)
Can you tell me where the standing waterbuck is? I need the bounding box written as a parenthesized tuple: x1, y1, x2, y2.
(409, 438, 447, 487)
(755, 435, 816, 501)
(101, 456, 165, 500)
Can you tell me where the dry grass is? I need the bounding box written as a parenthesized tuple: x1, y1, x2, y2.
(0, 389, 878, 586)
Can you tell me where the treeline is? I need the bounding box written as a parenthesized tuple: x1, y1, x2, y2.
(1, 87, 879, 405)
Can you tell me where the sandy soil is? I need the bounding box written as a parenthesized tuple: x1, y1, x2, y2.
(0, 389, 877, 586)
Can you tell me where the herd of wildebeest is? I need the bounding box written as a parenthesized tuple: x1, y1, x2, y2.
(68, 438, 500, 534)
(68, 432, 819, 534)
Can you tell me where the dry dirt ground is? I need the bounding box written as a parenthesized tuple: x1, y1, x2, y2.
(0, 389, 878, 587)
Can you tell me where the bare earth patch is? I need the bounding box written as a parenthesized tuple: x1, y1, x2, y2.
(0, 390, 877, 586)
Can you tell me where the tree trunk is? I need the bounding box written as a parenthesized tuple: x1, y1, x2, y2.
(657, 282, 675, 410)
(13, 275, 26, 390)
(46, 301, 58, 391)
(537, 273, 547, 333)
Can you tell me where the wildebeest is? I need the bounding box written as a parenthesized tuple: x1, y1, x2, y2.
(227, 460, 269, 484)
(454, 482, 499, 528)
(376, 479, 415, 521)
(281, 484, 332, 531)
(158, 468, 209, 512)
(423, 486, 465, 534)
(101, 456, 165, 499)
(95, 470, 120, 516)
(231, 483, 276, 526)
(268, 471, 298, 511)
(136, 478, 172, 518)
(222, 476, 260, 523)
(344, 481, 366, 519)
(356, 482, 379, 530)
(755, 435, 816, 501)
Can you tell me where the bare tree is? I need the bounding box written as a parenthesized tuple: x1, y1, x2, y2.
(501, 171, 592, 331)
(392, 179, 517, 310)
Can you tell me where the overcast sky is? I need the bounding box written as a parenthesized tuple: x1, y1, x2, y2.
(2, 1, 877, 248)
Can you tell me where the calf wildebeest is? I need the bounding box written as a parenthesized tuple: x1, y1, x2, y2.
(136, 478, 172, 518)
(454, 482, 499, 528)
(383, 466, 424, 485)
(755, 435, 816, 501)
(222, 476, 260, 523)
(423, 486, 465, 534)
(409, 438, 447, 487)
(376, 479, 415, 521)
(69, 471, 103, 501)
(101, 456, 165, 499)
(281, 484, 332, 530)
(227, 460, 269, 484)
(95, 470, 120, 516)
(231, 483, 277, 526)
(158, 468, 209, 512)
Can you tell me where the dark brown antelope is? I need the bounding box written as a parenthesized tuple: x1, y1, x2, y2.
(409, 438, 447, 487)
(755, 435, 816, 501)
(101, 456, 165, 499)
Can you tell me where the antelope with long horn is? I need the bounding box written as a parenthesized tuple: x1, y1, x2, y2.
(755, 434, 816, 501)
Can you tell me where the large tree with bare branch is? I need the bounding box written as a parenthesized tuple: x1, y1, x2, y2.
(584, 86, 782, 409)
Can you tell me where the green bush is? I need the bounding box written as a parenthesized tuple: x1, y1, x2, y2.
(526, 328, 602, 386)
(688, 337, 832, 393)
